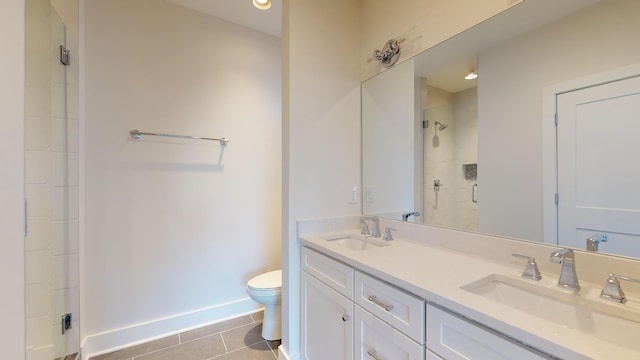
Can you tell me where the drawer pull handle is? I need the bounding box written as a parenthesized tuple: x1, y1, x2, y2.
(368, 295, 394, 311)
(367, 349, 383, 360)
(341, 314, 350, 322)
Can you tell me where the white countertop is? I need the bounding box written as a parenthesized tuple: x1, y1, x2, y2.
(299, 230, 640, 360)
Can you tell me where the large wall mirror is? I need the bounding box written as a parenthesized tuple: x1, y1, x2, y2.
(362, 0, 640, 259)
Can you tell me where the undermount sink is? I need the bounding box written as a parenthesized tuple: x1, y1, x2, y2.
(461, 274, 640, 350)
(323, 234, 389, 251)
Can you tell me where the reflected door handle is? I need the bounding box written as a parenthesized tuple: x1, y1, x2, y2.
(472, 184, 478, 203)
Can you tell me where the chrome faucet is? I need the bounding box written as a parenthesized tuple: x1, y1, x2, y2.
(401, 211, 420, 222)
(360, 216, 381, 238)
(550, 248, 580, 291)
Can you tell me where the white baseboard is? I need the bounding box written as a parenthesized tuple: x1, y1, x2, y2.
(82, 297, 260, 360)
(278, 345, 301, 360)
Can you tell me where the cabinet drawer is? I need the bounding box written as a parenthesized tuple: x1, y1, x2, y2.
(355, 306, 424, 360)
(426, 304, 547, 360)
(355, 271, 425, 344)
(301, 247, 354, 298)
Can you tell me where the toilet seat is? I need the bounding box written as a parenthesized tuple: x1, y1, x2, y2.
(248, 269, 282, 291)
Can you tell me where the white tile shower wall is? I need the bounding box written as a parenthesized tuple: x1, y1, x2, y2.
(26, 217, 52, 252)
(25, 0, 54, 355)
(452, 88, 477, 231)
(83, 0, 281, 353)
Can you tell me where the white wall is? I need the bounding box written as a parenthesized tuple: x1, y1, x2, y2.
(0, 0, 26, 359)
(282, 0, 362, 358)
(362, 59, 416, 218)
(478, 0, 640, 242)
(82, 0, 281, 353)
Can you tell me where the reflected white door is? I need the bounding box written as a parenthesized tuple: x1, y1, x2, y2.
(557, 75, 640, 257)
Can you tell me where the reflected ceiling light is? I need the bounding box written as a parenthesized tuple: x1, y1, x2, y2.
(253, 0, 271, 10)
(465, 71, 478, 80)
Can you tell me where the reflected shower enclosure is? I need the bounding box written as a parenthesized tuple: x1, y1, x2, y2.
(422, 81, 478, 231)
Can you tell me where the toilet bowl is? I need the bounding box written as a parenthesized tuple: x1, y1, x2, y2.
(247, 269, 282, 341)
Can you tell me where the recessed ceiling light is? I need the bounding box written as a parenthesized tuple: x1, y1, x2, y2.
(465, 72, 478, 80)
(253, 0, 271, 10)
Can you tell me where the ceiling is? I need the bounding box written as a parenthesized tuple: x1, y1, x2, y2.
(166, 0, 282, 37)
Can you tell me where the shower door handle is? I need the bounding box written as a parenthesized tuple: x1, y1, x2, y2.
(472, 184, 478, 203)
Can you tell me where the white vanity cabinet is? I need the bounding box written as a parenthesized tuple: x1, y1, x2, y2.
(301, 247, 355, 360)
(425, 304, 547, 360)
(301, 247, 426, 360)
(301, 246, 552, 360)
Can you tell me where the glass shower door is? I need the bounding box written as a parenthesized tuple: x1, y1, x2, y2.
(25, 0, 79, 358)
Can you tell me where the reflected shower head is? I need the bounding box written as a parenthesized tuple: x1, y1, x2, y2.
(435, 121, 448, 130)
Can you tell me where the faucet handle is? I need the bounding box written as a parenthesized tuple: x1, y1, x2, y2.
(383, 227, 396, 241)
(600, 273, 640, 304)
(512, 254, 542, 281)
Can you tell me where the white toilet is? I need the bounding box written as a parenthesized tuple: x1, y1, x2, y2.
(247, 269, 282, 341)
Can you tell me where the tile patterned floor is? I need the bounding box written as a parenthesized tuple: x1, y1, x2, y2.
(90, 312, 279, 360)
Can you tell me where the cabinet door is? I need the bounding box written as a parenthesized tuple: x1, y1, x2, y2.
(301, 271, 353, 360)
(426, 305, 547, 360)
(354, 306, 424, 360)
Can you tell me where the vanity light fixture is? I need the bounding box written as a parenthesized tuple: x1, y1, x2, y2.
(465, 71, 478, 80)
(366, 26, 421, 72)
(253, 0, 271, 10)
(373, 39, 401, 67)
